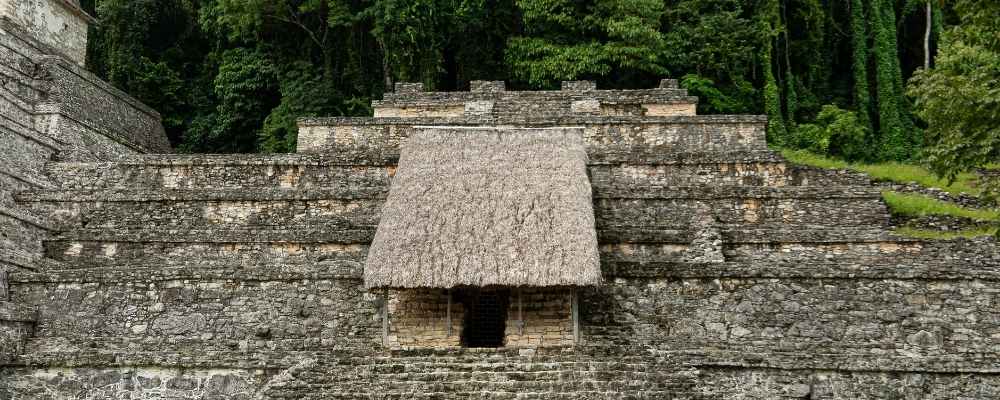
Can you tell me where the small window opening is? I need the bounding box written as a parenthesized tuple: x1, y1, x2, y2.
(459, 288, 509, 348)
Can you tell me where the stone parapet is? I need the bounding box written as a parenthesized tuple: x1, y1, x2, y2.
(374, 81, 697, 119)
(297, 115, 768, 156)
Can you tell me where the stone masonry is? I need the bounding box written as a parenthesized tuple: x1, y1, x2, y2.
(3, 2, 1000, 398)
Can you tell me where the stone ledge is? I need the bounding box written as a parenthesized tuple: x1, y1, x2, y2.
(16, 185, 879, 203)
(599, 227, 907, 244)
(44, 150, 787, 171)
(16, 187, 389, 202)
(51, 227, 376, 244)
(377, 88, 695, 105)
(10, 344, 1000, 374)
(593, 185, 883, 200)
(35, 55, 171, 155)
(602, 259, 1000, 281)
(10, 261, 364, 282)
(46, 153, 391, 168)
(298, 114, 768, 127)
(10, 257, 1000, 284)
(45, 227, 913, 246)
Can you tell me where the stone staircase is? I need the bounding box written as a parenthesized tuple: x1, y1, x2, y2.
(4, 81, 1000, 398)
(0, 20, 63, 364)
(259, 348, 702, 399)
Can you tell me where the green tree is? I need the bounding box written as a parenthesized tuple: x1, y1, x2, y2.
(87, 0, 208, 145)
(662, 0, 760, 114)
(760, 0, 787, 145)
(506, 0, 667, 88)
(909, 0, 1000, 203)
(180, 48, 279, 153)
(872, 0, 911, 160)
(849, 0, 873, 133)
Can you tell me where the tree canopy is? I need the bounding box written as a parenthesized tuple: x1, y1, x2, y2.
(909, 0, 1000, 203)
(82, 0, 973, 173)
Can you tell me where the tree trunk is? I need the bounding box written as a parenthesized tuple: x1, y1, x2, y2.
(924, 1, 932, 69)
(378, 39, 392, 92)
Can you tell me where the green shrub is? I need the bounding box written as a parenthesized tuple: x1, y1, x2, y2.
(792, 105, 869, 161)
(680, 74, 753, 114)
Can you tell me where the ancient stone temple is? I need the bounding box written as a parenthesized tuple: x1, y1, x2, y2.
(3, 1, 1000, 399)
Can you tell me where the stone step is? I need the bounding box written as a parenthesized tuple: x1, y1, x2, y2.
(40, 151, 864, 191)
(16, 186, 886, 231)
(47, 226, 374, 244)
(19, 192, 382, 231)
(598, 226, 902, 244)
(603, 258, 1000, 280)
(45, 154, 395, 190)
(264, 391, 692, 400)
(38, 237, 986, 279)
(42, 240, 367, 266)
(37, 227, 934, 268)
(299, 115, 769, 155)
(38, 227, 906, 265)
(43, 225, 902, 246)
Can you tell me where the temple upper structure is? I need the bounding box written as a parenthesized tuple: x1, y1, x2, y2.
(2, 1, 1000, 396)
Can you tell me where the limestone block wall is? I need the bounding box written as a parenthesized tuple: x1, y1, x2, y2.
(373, 80, 697, 118)
(0, 0, 90, 66)
(0, 9, 168, 274)
(387, 289, 464, 348)
(1, 368, 264, 399)
(3, 78, 1000, 398)
(33, 55, 171, 158)
(0, 18, 60, 275)
(503, 289, 574, 347)
(297, 116, 768, 156)
(11, 277, 377, 354)
(386, 288, 574, 349)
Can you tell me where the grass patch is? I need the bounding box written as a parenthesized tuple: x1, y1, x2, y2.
(882, 191, 1000, 221)
(781, 149, 983, 196)
(894, 226, 998, 240)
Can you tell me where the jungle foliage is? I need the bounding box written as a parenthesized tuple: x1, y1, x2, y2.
(80, 0, 991, 187)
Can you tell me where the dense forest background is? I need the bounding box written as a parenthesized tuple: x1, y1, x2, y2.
(78, 0, 997, 181)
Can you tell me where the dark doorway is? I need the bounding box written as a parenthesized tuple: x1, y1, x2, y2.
(459, 288, 510, 348)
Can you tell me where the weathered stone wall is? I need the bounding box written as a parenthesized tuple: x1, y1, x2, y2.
(297, 116, 769, 156)
(0, 0, 90, 66)
(503, 289, 574, 347)
(11, 278, 377, 352)
(385, 288, 574, 349)
(3, 81, 1000, 398)
(0, 367, 264, 399)
(387, 289, 463, 348)
(34, 55, 171, 158)
(373, 80, 697, 119)
(0, 2, 170, 388)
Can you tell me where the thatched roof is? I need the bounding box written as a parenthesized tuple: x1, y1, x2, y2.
(364, 126, 601, 289)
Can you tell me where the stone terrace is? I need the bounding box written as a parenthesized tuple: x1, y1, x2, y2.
(2, 80, 1000, 399)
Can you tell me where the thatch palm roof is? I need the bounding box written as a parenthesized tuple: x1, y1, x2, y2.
(364, 127, 601, 289)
